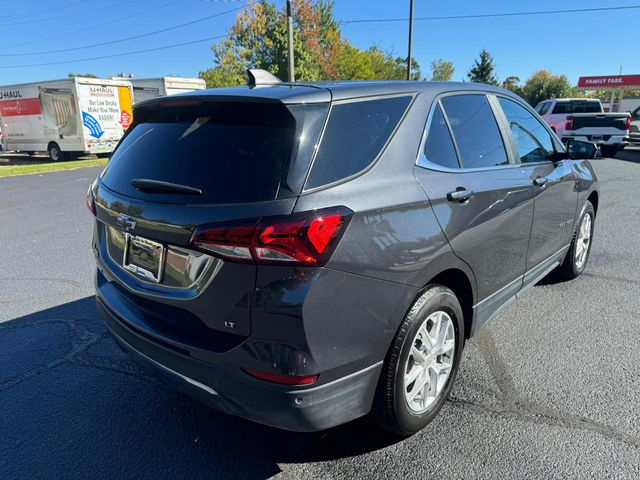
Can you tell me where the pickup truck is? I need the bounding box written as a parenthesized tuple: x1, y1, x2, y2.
(535, 98, 630, 157)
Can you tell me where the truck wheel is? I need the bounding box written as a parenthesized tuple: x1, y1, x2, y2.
(371, 286, 464, 436)
(47, 143, 65, 162)
(600, 146, 618, 158)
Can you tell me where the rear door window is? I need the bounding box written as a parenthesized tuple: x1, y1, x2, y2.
(440, 95, 509, 169)
(552, 101, 569, 114)
(538, 102, 550, 115)
(498, 97, 554, 164)
(305, 96, 412, 189)
(101, 101, 328, 204)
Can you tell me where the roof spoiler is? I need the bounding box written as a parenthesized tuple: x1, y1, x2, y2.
(247, 69, 282, 86)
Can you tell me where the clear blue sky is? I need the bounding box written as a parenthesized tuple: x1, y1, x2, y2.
(0, 0, 638, 85)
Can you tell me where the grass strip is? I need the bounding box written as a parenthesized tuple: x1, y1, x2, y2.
(0, 158, 107, 178)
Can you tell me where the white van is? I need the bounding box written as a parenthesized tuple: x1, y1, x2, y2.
(129, 77, 206, 104)
(0, 77, 133, 161)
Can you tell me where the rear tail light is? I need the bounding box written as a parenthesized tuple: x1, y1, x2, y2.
(243, 368, 319, 385)
(86, 186, 96, 215)
(626, 115, 632, 131)
(190, 206, 352, 266)
(565, 115, 574, 131)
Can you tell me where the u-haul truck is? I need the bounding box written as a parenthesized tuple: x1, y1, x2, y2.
(0, 77, 133, 161)
(129, 76, 206, 103)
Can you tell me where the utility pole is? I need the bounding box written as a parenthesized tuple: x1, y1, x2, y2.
(406, 0, 414, 80)
(286, 0, 295, 82)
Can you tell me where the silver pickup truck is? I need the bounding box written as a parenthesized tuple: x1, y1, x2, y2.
(535, 98, 630, 157)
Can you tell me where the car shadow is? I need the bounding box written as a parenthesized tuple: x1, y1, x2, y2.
(0, 297, 403, 479)
(607, 147, 640, 164)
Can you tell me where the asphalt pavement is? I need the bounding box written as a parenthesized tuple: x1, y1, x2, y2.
(1, 151, 640, 479)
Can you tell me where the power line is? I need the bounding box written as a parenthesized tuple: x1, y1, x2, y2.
(0, 35, 227, 69)
(3, 0, 184, 49)
(0, 0, 93, 21)
(340, 4, 640, 24)
(0, 3, 247, 56)
(0, 0, 144, 26)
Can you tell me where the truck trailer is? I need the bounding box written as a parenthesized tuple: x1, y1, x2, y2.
(129, 76, 206, 103)
(0, 77, 133, 161)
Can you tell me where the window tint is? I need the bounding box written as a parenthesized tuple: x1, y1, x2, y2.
(101, 101, 328, 204)
(305, 96, 411, 189)
(552, 101, 601, 114)
(422, 104, 459, 169)
(440, 95, 508, 168)
(498, 97, 554, 164)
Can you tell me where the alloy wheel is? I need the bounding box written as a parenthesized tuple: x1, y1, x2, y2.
(404, 310, 456, 413)
(575, 212, 592, 269)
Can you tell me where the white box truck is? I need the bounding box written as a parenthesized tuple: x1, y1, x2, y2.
(129, 76, 206, 103)
(0, 77, 133, 161)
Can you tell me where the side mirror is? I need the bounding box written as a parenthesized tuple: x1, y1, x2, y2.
(566, 139, 598, 160)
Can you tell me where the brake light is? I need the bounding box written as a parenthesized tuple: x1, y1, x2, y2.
(86, 187, 96, 215)
(565, 115, 574, 131)
(627, 115, 632, 131)
(190, 206, 352, 266)
(243, 368, 319, 385)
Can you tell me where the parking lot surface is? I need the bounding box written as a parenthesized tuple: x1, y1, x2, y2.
(1, 151, 640, 479)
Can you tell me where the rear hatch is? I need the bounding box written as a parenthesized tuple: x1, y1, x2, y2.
(93, 92, 329, 349)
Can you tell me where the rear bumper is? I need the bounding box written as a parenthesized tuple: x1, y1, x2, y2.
(562, 134, 628, 146)
(97, 294, 383, 432)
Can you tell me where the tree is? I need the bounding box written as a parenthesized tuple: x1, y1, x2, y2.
(467, 49, 498, 85)
(501, 75, 520, 90)
(395, 56, 421, 81)
(334, 42, 375, 80)
(365, 47, 405, 80)
(501, 75, 522, 95)
(68, 73, 98, 78)
(520, 70, 573, 107)
(199, 0, 420, 87)
(430, 59, 454, 81)
(200, 0, 343, 87)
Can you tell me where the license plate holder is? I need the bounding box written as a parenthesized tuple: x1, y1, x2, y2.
(123, 234, 166, 283)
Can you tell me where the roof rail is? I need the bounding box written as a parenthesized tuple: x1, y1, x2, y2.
(247, 69, 282, 86)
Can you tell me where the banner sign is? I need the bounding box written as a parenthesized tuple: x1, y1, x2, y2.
(577, 75, 640, 89)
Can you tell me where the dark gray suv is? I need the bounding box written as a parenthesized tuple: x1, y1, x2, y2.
(89, 75, 599, 435)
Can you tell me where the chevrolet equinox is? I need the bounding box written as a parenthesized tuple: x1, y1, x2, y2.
(89, 72, 599, 435)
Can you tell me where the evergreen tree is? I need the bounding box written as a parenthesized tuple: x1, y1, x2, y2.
(467, 49, 498, 85)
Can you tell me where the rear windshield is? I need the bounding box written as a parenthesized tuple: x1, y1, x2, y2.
(552, 101, 602, 114)
(101, 101, 328, 204)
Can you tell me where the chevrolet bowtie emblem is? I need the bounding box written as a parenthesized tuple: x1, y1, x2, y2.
(116, 214, 136, 232)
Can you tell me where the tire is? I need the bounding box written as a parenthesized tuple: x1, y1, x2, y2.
(600, 145, 618, 158)
(372, 285, 465, 436)
(47, 143, 65, 162)
(556, 201, 595, 280)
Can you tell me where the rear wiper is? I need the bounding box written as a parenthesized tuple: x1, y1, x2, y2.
(131, 178, 203, 195)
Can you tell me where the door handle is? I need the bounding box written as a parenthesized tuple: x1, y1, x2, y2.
(533, 176, 548, 187)
(447, 189, 474, 202)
